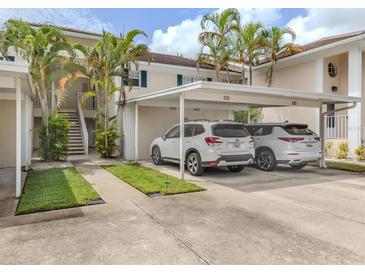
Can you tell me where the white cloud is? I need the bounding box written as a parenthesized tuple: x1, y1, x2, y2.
(149, 16, 203, 59)
(287, 9, 365, 45)
(149, 8, 282, 58)
(0, 9, 113, 34)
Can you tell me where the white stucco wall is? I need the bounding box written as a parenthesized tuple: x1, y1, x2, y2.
(252, 60, 318, 132)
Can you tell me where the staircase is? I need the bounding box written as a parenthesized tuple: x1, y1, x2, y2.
(59, 110, 85, 155)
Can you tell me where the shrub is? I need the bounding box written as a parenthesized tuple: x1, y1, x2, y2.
(325, 140, 333, 156)
(96, 120, 121, 158)
(37, 114, 69, 161)
(336, 141, 349, 159)
(354, 146, 365, 161)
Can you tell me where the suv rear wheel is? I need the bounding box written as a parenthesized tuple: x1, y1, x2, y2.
(256, 148, 277, 171)
(228, 165, 244, 173)
(152, 146, 162, 165)
(186, 152, 204, 176)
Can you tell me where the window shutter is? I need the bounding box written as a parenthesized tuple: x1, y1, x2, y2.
(141, 70, 147, 87)
(177, 74, 183, 86)
(123, 68, 129, 86)
(207, 77, 212, 82)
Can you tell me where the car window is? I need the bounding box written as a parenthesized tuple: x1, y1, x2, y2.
(212, 124, 249, 138)
(185, 125, 195, 137)
(247, 126, 272, 136)
(283, 125, 313, 135)
(194, 125, 205, 136)
(165, 126, 180, 138)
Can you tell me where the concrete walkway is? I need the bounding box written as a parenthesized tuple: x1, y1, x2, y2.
(0, 168, 26, 218)
(1, 159, 364, 264)
(0, 162, 204, 264)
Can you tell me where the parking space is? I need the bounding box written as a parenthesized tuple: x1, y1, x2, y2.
(137, 161, 365, 263)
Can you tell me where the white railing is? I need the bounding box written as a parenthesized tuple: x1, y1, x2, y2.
(77, 92, 89, 154)
(84, 95, 96, 110)
(325, 114, 348, 139)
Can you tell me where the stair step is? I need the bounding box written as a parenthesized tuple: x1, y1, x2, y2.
(69, 147, 84, 151)
(68, 151, 85, 155)
(68, 143, 84, 149)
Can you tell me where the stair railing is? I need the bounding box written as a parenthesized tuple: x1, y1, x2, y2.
(77, 92, 89, 154)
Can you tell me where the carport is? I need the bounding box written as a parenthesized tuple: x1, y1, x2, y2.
(124, 81, 361, 179)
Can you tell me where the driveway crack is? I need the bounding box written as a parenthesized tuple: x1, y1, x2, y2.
(131, 200, 210, 265)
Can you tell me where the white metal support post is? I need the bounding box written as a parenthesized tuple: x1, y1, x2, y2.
(348, 47, 362, 149)
(134, 102, 139, 162)
(247, 107, 251, 124)
(15, 78, 22, 198)
(179, 93, 185, 180)
(319, 103, 326, 168)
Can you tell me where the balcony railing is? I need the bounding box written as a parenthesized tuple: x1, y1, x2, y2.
(325, 114, 348, 139)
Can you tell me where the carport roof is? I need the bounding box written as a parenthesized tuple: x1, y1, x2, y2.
(126, 81, 361, 108)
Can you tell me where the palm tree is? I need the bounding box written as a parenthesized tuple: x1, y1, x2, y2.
(0, 19, 75, 132)
(73, 30, 149, 157)
(198, 9, 240, 82)
(198, 36, 233, 82)
(262, 26, 302, 87)
(233, 22, 265, 85)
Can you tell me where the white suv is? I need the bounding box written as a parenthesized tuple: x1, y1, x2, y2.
(246, 123, 321, 171)
(150, 121, 255, 176)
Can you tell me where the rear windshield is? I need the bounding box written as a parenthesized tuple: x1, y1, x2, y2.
(212, 124, 249, 138)
(283, 125, 314, 135)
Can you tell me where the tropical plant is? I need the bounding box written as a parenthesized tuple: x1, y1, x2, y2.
(198, 36, 233, 82)
(37, 114, 69, 161)
(233, 108, 263, 124)
(73, 31, 149, 158)
(336, 141, 349, 159)
(354, 146, 365, 161)
(0, 19, 75, 123)
(198, 9, 240, 82)
(261, 26, 302, 87)
(233, 22, 265, 85)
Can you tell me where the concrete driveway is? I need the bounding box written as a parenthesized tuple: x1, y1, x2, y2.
(0, 161, 364, 264)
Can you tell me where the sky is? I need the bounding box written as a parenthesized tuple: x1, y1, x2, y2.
(1, 8, 365, 58)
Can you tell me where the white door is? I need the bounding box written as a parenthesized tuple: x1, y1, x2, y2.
(162, 125, 180, 159)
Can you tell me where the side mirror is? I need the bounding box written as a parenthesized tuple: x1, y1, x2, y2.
(162, 134, 166, 141)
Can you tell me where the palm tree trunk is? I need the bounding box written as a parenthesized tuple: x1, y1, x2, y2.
(249, 65, 253, 86)
(104, 80, 109, 157)
(266, 61, 274, 87)
(226, 67, 230, 83)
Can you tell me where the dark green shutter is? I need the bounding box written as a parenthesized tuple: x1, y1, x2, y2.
(123, 68, 129, 86)
(177, 74, 183, 86)
(207, 77, 212, 82)
(141, 70, 147, 87)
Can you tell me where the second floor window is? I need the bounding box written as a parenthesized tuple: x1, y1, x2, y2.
(128, 70, 140, 87)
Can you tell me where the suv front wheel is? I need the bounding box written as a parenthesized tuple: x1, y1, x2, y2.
(256, 148, 277, 171)
(152, 146, 162, 165)
(186, 152, 204, 176)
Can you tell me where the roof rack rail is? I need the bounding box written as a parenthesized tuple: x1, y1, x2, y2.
(187, 119, 211, 122)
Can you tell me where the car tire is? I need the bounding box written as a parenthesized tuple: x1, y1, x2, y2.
(151, 146, 163, 165)
(186, 152, 204, 176)
(227, 165, 244, 173)
(256, 148, 277, 171)
(290, 163, 307, 169)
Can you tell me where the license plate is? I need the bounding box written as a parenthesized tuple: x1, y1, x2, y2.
(233, 142, 240, 148)
(306, 144, 313, 147)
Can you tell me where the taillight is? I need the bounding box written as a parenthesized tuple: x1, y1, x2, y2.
(278, 137, 304, 142)
(205, 136, 222, 145)
(249, 136, 254, 145)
